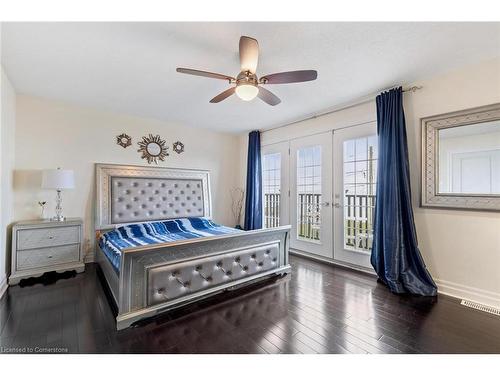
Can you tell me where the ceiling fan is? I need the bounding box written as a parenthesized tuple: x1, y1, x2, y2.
(176, 36, 318, 106)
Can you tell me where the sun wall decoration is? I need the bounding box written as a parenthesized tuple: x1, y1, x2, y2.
(137, 134, 169, 164)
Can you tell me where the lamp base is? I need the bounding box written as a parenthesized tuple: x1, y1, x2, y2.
(53, 190, 65, 222)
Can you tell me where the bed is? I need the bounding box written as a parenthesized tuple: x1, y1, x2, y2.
(95, 163, 291, 330)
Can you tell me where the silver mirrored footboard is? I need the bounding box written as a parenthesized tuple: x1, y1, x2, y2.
(98, 226, 290, 330)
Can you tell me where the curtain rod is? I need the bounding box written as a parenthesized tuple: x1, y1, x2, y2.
(260, 85, 423, 133)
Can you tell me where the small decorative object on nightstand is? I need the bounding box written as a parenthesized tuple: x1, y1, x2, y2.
(38, 201, 47, 219)
(42, 168, 75, 221)
(9, 218, 84, 285)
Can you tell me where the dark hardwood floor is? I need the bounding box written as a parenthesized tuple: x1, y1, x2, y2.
(1, 255, 499, 354)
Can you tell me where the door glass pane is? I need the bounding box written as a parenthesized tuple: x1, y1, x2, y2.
(355, 137, 368, 160)
(263, 153, 281, 228)
(344, 139, 356, 162)
(343, 136, 378, 252)
(297, 145, 321, 242)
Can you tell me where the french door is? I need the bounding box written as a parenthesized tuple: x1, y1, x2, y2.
(261, 123, 377, 271)
(262, 141, 289, 228)
(289, 133, 333, 258)
(333, 122, 378, 269)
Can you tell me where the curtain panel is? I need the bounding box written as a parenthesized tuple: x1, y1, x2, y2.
(244, 130, 263, 230)
(371, 87, 437, 296)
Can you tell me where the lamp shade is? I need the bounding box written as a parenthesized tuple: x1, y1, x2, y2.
(42, 169, 75, 190)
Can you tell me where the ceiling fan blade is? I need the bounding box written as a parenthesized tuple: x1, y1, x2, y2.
(209, 87, 236, 103)
(176, 68, 234, 81)
(260, 70, 318, 84)
(239, 36, 259, 74)
(258, 87, 281, 106)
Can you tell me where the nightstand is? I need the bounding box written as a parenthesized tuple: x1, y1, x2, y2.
(9, 218, 84, 285)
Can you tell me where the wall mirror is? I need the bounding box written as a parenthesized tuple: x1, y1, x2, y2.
(137, 134, 169, 164)
(422, 103, 500, 211)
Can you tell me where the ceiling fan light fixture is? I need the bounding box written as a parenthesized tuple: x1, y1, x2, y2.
(177, 36, 317, 105)
(235, 84, 258, 101)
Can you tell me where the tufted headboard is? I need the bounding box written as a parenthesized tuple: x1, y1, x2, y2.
(95, 163, 212, 230)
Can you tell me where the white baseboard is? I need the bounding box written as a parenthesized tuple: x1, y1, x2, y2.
(0, 276, 8, 300)
(434, 278, 500, 309)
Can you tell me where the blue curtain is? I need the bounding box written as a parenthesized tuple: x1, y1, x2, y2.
(371, 87, 437, 296)
(244, 130, 263, 230)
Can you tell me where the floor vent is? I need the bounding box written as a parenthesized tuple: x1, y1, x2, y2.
(460, 300, 500, 316)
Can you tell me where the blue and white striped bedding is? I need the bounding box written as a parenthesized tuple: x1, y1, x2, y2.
(99, 217, 241, 273)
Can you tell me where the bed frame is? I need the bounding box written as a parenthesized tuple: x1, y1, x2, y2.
(95, 163, 291, 330)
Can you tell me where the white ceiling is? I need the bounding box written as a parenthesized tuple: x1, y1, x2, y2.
(2, 22, 500, 133)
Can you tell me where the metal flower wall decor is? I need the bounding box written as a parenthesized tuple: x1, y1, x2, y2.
(137, 134, 169, 164)
(116, 133, 132, 148)
(173, 141, 184, 154)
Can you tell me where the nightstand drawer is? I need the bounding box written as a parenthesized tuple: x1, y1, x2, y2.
(16, 244, 80, 270)
(17, 225, 80, 250)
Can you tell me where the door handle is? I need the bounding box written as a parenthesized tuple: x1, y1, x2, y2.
(333, 202, 343, 208)
(320, 202, 330, 207)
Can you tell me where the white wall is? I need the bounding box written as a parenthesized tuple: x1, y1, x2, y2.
(14, 95, 241, 261)
(237, 134, 249, 227)
(405, 58, 500, 307)
(1, 66, 16, 297)
(249, 58, 500, 307)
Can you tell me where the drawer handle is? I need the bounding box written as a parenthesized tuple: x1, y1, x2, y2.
(48, 236, 54, 239)
(47, 255, 53, 258)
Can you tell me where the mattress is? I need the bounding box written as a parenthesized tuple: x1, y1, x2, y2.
(98, 217, 242, 273)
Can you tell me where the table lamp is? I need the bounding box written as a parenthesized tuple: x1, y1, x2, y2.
(41, 168, 75, 221)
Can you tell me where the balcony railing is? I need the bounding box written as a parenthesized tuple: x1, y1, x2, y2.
(264, 193, 281, 228)
(264, 192, 321, 240)
(264, 192, 376, 251)
(345, 194, 376, 251)
(297, 193, 321, 241)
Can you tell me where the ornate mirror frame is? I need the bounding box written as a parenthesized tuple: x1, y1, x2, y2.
(137, 134, 169, 164)
(421, 102, 500, 211)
